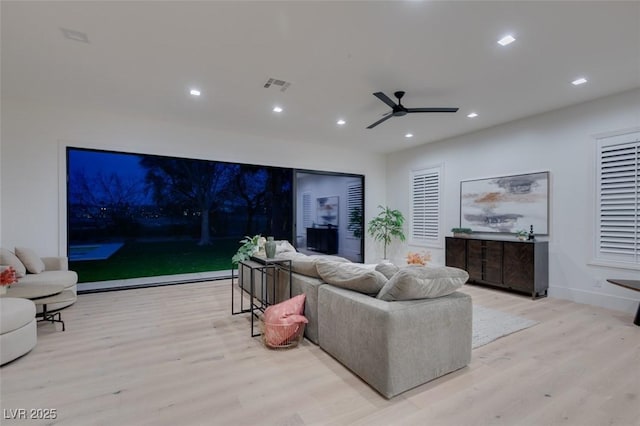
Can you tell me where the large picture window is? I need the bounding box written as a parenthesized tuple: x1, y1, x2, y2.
(67, 147, 293, 285)
(595, 131, 639, 267)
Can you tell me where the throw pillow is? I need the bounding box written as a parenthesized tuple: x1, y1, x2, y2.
(276, 252, 351, 278)
(263, 294, 308, 347)
(0, 248, 27, 278)
(275, 251, 303, 261)
(375, 262, 400, 280)
(377, 265, 469, 301)
(314, 254, 352, 264)
(15, 247, 46, 274)
(289, 254, 322, 277)
(275, 240, 297, 254)
(316, 260, 388, 294)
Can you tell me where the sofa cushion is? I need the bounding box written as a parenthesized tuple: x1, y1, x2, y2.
(315, 255, 352, 264)
(18, 270, 78, 289)
(0, 297, 36, 334)
(277, 252, 321, 277)
(316, 260, 388, 294)
(15, 247, 46, 274)
(275, 240, 297, 255)
(375, 262, 400, 280)
(0, 248, 27, 278)
(377, 265, 469, 301)
(263, 294, 308, 346)
(292, 256, 323, 278)
(277, 252, 351, 278)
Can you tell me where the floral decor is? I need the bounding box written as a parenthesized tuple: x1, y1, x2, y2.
(257, 236, 267, 255)
(1, 266, 18, 287)
(406, 251, 432, 266)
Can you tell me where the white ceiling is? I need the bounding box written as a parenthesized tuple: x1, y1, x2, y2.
(2, 1, 639, 153)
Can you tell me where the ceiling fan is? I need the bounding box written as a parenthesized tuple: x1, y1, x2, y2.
(366, 91, 459, 129)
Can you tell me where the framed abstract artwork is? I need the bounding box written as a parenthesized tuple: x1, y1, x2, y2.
(460, 171, 549, 234)
(317, 196, 339, 227)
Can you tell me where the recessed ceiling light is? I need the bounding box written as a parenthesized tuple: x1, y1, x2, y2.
(337, 119, 346, 126)
(497, 34, 516, 46)
(571, 77, 588, 86)
(273, 106, 283, 113)
(189, 89, 201, 96)
(467, 112, 478, 118)
(405, 133, 414, 138)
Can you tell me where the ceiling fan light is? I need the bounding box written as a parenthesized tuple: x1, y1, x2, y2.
(497, 35, 516, 46)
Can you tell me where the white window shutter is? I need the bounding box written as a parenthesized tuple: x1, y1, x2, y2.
(596, 133, 639, 265)
(411, 166, 441, 246)
(347, 183, 363, 238)
(302, 192, 312, 228)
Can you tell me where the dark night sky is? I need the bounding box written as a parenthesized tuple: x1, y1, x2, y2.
(68, 149, 146, 181)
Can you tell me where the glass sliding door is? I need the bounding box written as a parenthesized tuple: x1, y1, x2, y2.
(67, 147, 293, 288)
(294, 170, 364, 263)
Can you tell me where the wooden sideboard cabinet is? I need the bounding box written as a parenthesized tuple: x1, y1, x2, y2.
(306, 227, 338, 254)
(445, 237, 548, 299)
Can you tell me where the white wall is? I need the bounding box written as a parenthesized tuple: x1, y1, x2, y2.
(387, 89, 640, 314)
(0, 98, 386, 262)
(3, 91, 638, 314)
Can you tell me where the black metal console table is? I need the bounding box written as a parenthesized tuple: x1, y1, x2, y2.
(231, 255, 292, 337)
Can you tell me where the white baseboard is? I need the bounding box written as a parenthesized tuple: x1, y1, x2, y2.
(549, 286, 638, 315)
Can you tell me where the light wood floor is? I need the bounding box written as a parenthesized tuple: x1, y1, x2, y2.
(1, 281, 638, 426)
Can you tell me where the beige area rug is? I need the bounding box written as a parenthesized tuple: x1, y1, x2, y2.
(472, 304, 539, 349)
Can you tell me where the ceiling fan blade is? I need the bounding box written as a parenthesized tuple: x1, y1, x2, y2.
(406, 107, 459, 113)
(373, 92, 397, 108)
(366, 112, 393, 129)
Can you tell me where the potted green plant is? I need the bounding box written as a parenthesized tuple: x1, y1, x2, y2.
(368, 205, 406, 259)
(231, 234, 263, 265)
(451, 227, 473, 237)
(515, 229, 528, 241)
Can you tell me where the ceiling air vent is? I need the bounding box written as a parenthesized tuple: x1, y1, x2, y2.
(60, 28, 90, 44)
(264, 78, 291, 92)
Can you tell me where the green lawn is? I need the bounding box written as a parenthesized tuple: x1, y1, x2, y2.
(70, 239, 239, 283)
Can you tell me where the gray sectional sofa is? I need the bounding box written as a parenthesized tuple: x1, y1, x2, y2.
(259, 250, 473, 399)
(319, 286, 471, 398)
